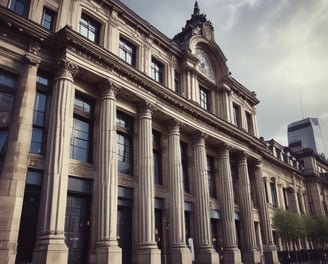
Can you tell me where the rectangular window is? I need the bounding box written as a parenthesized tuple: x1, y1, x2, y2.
(0, 70, 16, 172)
(270, 182, 278, 207)
(41, 7, 56, 31)
(151, 58, 163, 83)
(30, 73, 50, 154)
(199, 86, 210, 111)
(117, 111, 133, 175)
(9, 0, 30, 17)
(119, 38, 136, 66)
(79, 13, 100, 43)
(70, 95, 93, 163)
(207, 156, 216, 198)
(153, 130, 162, 185)
(233, 103, 241, 128)
(181, 142, 189, 192)
(246, 111, 254, 135)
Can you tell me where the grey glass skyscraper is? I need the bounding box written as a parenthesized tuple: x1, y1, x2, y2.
(288, 117, 326, 156)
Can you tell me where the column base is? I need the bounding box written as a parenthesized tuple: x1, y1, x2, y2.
(242, 248, 261, 264)
(32, 233, 68, 264)
(137, 244, 161, 264)
(95, 240, 122, 264)
(198, 247, 220, 264)
(170, 246, 192, 264)
(223, 246, 242, 264)
(263, 244, 280, 264)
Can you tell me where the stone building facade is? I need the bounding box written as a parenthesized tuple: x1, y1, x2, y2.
(0, 1, 327, 264)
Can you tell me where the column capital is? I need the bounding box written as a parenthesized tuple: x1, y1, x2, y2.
(237, 151, 248, 161)
(137, 100, 155, 116)
(167, 119, 184, 132)
(56, 58, 79, 80)
(216, 82, 231, 94)
(25, 54, 41, 66)
(98, 79, 120, 99)
(191, 131, 207, 143)
(215, 143, 232, 157)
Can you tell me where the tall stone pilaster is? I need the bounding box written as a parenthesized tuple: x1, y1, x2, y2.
(237, 153, 260, 264)
(0, 55, 40, 264)
(95, 80, 122, 263)
(167, 120, 192, 264)
(192, 132, 219, 264)
(136, 102, 161, 264)
(217, 83, 232, 122)
(216, 146, 242, 264)
(33, 59, 77, 264)
(254, 161, 279, 264)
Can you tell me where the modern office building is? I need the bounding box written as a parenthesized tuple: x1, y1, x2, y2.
(0, 1, 327, 264)
(288, 117, 326, 156)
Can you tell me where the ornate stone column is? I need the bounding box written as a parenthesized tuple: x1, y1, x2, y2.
(237, 153, 260, 264)
(136, 102, 161, 264)
(254, 161, 279, 264)
(33, 59, 77, 264)
(192, 132, 219, 264)
(216, 146, 242, 264)
(0, 54, 40, 264)
(95, 80, 121, 263)
(167, 120, 192, 264)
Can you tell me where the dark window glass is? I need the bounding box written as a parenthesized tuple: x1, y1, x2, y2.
(153, 130, 162, 185)
(117, 112, 133, 175)
(151, 58, 163, 83)
(207, 156, 216, 198)
(181, 142, 189, 192)
(0, 70, 16, 173)
(70, 95, 93, 163)
(119, 38, 136, 66)
(200, 86, 210, 111)
(79, 14, 100, 43)
(41, 7, 56, 31)
(270, 182, 278, 207)
(233, 104, 241, 128)
(246, 111, 254, 135)
(30, 73, 50, 155)
(9, 0, 30, 17)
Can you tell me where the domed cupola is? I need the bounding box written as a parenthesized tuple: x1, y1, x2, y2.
(173, 1, 215, 50)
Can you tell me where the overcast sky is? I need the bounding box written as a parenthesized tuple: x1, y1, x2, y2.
(121, 0, 328, 154)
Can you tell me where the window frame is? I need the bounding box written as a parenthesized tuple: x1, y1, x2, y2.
(199, 85, 210, 111)
(8, 0, 30, 17)
(151, 57, 163, 83)
(41, 7, 56, 31)
(79, 13, 101, 44)
(153, 130, 162, 185)
(119, 37, 137, 67)
(70, 94, 94, 163)
(232, 103, 241, 128)
(117, 111, 133, 175)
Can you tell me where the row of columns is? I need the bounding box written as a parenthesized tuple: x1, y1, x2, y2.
(1, 57, 278, 264)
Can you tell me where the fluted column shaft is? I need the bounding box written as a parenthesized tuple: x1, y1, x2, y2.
(217, 147, 238, 247)
(138, 105, 156, 245)
(168, 122, 192, 263)
(255, 162, 272, 245)
(238, 154, 257, 250)
(33, 59, 77, 264)
(255, 162, 279, 264)
(193, 134, 212, 248)
(0, 55, 40, 264)
(136, 103, 160, 264)
(95, 81, 121, 263)
(192, 133, 219, 264)
(168, 122, 186, 246)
